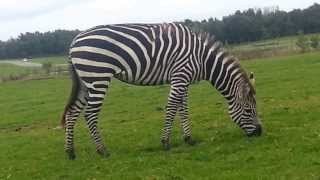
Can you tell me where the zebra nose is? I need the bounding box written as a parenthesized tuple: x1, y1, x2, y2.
(254, 124, 262, 136)
(247, 124, 262, 137)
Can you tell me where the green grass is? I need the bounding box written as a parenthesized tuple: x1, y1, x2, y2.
(0, 56, 67, 80)
(31, 56, 67, 64)
(229, 32, 320, 51)
(0, 52, 320, 179)
(0, 56, 67, 65)
(228, 33, 320, 60)
(0, 63, 33, 77)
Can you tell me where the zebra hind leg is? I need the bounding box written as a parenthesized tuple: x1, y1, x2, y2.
(62, 63, 88, 160)
(62, 87, 87, 160)
(83, 79, 110, 158)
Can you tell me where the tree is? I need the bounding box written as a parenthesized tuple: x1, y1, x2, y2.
(310, 35, 320, 49)
(303, 3, 320, 34)
(183, 3, 320, 45)
(296, 32, 310, 52)
(0, 30, 80, 60)
(42, 62, 53, 74)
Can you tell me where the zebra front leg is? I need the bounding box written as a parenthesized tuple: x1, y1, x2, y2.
(161, 102, 178, 150)
(161, 84, 186, 150)
(178, 92, 195, 146)
(84, 87, 110, 158)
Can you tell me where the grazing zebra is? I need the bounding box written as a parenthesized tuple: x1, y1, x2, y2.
(61, 23, 262, 159)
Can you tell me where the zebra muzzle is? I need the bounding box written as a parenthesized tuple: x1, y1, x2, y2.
(247, 124, 262, 137)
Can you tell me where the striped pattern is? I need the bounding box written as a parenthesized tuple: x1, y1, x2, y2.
(62, 23, 260, 159)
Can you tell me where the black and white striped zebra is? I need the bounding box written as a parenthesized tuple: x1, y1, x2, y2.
(61, 23, 262, 159)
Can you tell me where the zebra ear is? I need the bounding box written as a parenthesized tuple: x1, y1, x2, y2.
(249, 72, 255, 88)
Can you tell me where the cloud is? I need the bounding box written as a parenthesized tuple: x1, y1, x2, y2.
(0, 0, 89, 22)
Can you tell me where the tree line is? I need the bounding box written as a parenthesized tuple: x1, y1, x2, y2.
(0, 3, 320, 60)
(184, 3, 320, 44)
(0, 30, 80, 59)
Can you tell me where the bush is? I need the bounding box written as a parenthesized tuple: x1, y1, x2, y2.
(310, 35, 320, 49)
(42, 62, 53, 74)
(296, 32, 310, 53)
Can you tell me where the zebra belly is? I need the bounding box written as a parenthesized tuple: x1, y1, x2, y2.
(114, 70, 170, 86)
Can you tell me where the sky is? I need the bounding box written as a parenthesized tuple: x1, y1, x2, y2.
(0, 0, 318, 41)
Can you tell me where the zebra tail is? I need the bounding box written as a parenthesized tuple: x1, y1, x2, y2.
(61, 60, 81, 129)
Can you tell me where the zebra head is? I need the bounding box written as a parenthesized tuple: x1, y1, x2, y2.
(228, 72, 262, 137)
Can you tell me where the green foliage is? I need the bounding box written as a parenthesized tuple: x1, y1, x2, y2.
(296, 32, 310, 52)
(184, 3, 320, 43)
(310, 35, 320, 49)
(42, 62, 53, 74)
(0, 52, 320, 179)
(0, 30, 80, 59)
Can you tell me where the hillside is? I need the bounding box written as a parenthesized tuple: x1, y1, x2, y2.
(228, 32, 320, 58)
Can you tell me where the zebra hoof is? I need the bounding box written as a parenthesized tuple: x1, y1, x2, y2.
(97, 148, 110, 158)
(161, 139, 171, 151)
(184, 136, 196, 146)
(66, 149, 76, 160)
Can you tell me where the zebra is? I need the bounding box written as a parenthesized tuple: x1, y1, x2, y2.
(61, 23, 262, 159)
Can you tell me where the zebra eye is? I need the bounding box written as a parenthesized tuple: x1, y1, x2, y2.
(244, 108, 252, 113)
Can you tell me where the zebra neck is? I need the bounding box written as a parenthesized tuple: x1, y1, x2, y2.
(204, 49, 241, 101)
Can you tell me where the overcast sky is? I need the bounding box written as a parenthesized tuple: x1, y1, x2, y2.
(0, 0, 318, 41)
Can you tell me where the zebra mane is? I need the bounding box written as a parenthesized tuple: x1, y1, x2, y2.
(229, 56, 256, 95)
(193, 29, 256, 95)
(160, 23, 255, 95)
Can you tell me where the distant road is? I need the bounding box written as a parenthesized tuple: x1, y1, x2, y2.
(0, 60, 42, 67)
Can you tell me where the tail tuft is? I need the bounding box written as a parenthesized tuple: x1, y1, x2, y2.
(60, 107, 68, 129)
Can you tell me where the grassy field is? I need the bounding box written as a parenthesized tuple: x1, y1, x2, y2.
(0, 56, 67, 65)
(30, 56, 68, 64)
(0, 56, 68, 81)
(0, 52, 320, 179)
(0, 63, 34, 78)
(228, 33, 320, 60)
(229, 33, 320, 51)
